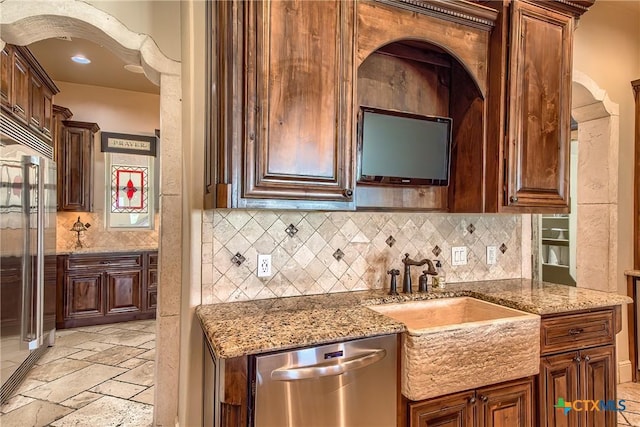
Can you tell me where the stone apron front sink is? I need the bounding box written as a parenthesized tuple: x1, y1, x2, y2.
(368, 297, 541, 401)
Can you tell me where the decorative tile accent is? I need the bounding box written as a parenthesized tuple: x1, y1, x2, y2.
(285, 224, 299, 237)
(500, 243, 508, 253)
(386, 235, 396, 247)
(202, 211, 523, 302)
(332, 248, 345, 262)
(231, 253, 246, 266)
(467, 223, 476, 234)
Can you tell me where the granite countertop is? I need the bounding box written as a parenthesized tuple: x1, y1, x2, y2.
(196, 278, 632, 359)
(57, 247, 158, 255)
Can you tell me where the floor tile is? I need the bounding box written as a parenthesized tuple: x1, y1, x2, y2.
(622, 410, 640, 426)
(114, 361, 154, 386)
(66, 349, 98, 360)
(118, 358, 147, 369)
(618, 412, 631, 426)
(0, 399, 72, 427)
(60, 391, 102, 409)
(74, 324, 119, 333)
(138, 349, 155, 361)
(72, 341, 116, 352)
(131, 386, 154, 405)
(12, 378, 46, 394)
(620, 382, 640, 402)
(138, 340, 155, 350)
(35, 346, 81, 365)
(1, 394, 35, 414)
(90, 380, 146, 399)
(23, 364, 126, 403)
(50, 396, 153, 427)
(54, 332, 101, 348)
(84, 345, 147, 366)
(93, 330, 155, 347)
(27, 358, 91, 382)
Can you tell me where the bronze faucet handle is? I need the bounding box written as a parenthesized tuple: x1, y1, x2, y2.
(387, 269, 400, 276)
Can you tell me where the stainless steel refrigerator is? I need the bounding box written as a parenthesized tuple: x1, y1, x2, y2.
(0, 122, 57, 403)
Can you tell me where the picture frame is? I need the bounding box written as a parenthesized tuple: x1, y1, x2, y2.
(101, 131, 157, 157)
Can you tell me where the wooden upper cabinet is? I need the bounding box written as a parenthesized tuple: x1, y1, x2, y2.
(11, 49, 30, 124)
(209, 0, 356, 209)
(1, 44, 58, 143)
(243, 0, 355, 204)
(57, 120, 99, 212)
(505, 1, 573, 211)
(1, 47, 10, 108)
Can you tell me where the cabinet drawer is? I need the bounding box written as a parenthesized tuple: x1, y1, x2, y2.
(66, 253, 143, 270)
(148, 252, 158, 267)
(541, 310, 614, 355)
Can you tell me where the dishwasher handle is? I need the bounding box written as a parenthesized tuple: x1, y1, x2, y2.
(271, 348, 386, 381)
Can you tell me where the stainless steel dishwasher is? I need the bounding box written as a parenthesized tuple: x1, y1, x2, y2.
(252, 334, 397, 427)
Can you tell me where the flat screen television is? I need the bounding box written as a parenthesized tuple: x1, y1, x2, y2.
(357, 107, 453, 186)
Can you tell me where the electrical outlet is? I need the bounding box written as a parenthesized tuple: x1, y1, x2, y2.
(257, 254, 272, 277)
(486, 246, 497, 265)
(451, 246, 467, 266)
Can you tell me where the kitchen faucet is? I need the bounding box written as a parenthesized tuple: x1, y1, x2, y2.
(402, 253, 437, 293)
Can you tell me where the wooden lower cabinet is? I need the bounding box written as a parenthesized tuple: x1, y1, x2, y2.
(408, 377, 534, 427)
(57, 251, 157, 328)
(538, 308, 619, 427)
(539, 346, 616, 427)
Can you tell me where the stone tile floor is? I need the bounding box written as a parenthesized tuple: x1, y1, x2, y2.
(619, 381, 640, 426)
(0, 319, 155, 427)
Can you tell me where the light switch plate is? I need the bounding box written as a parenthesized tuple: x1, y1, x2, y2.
(486, 246, 497, 265)
(451, 246, 467, 266)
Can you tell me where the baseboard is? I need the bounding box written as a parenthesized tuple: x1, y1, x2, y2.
(619, 360, 633, 384)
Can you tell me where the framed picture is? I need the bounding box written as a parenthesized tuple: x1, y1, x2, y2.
(106, 152, 155, 229)
(101, 132, 157, 157)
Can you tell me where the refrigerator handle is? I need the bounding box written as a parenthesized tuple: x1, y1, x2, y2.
(36, 157, 44, 346)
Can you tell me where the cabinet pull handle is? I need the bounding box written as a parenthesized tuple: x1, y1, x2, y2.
(509, 196, 518, 203)
(100, 261, 111, 265)
(468, 397, 476, 404)
(13, 105, 24, 114)
(568, 328, 584, 336)
(343, 188, 353, 198)
(574, 355, 582, 363)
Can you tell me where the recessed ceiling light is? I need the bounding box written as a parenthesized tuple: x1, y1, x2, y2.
(124, 64, 144, 74)
(71, 55, 91, 64)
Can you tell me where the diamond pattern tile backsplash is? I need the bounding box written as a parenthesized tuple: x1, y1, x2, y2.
(57, 211, 159, 253)
(201, 210, 522, 304)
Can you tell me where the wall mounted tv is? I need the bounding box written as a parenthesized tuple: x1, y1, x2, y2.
(357, 107, 453, 186)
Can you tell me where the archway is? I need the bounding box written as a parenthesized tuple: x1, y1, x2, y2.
(0, 1, 183, 424)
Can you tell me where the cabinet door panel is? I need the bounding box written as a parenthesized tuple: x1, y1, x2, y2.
(409, 391, 474, 427)
(64, 273, 103, 318)
(42, 87, 53, 138)
(582, 346, 616, 427)
(539, 352, 580, 427)
(244, 0, 354, 201)
(106, 270, 142, 314)
(30, 75, 43, 129)
(59, 126, 93, 211)
(478, 377, 534, 427)
(11, 50, 29, 123)
(1, 46, 10, 108)
(506, 1, 572, 209)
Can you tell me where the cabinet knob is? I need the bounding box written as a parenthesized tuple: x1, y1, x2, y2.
(468, 397, 476, 404)
(509, 196, 518, 203)
(584, 355, 590, 362)
(480, 395, 488, 402)
(574, 355, 582, 363)
(343, 188, 353, 198)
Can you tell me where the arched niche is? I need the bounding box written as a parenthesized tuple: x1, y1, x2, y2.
(355, 38, 486, 212)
